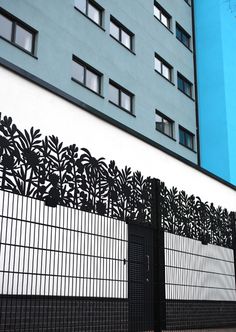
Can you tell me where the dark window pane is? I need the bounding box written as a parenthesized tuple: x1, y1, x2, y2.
(109, 84, 119, 105)
(88, 3, 101, 25)
(110, 21, 119, 40)
(15, 24, 33, 52)
(121, 91, 131, 111)
(182, 33, 189, 47)
(72, 61, 84, 83)
(0, 14, 12, 41)
(179, 129, 185, 145)
(75, 0, 86, 13)
(178, 77, 184, 91)
(176, 27, 182, 40)
(86, 69, 99, 93)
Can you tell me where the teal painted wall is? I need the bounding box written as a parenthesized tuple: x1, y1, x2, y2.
(195, 0, 236, 184)
(0, 0, 197, 163)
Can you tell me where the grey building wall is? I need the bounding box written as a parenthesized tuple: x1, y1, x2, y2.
(0, 0, 197, 163)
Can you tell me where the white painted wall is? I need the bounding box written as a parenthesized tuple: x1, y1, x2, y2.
(165, 232, 236, 301)
(0, 190, 128, 297)
(0, 66, 235, 211)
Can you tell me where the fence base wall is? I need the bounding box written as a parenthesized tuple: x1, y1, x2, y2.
(165, 300, 236, 330)
(0, 295, 128, 332)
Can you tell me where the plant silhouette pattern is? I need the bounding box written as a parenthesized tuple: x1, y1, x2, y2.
(0, 113, 233, 247)
(160, 183, 233, 248)
(0, 113, 152, 223)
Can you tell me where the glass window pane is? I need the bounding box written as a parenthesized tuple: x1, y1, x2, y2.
(121, 30, 131, 49)
(156, 114, 163, 132)
(184, 82, 191, 96)
(161, 13, 168, 27)
(155, 58, 161, 73)
(86, 69, 99, 93)
(186, 133, 193, 149)
(179, 129, 185, 145)
(176, 27, 182, 40)
(163, 119, 172, 136)
(162, 64, 170, 80)
(109, 84, 119, 105)
(0, 14, 12, 41)
(74, 0, 86, 13)
(156, 114, 162, 123)
(154, 6, 160, 19)
(88, 3, 100, 25)
(121, 91, 131, 111)
(72, 61, 84, 83)
(110, 21, 119, 40)
(182, 33, 189, 47)
(15, 24, 33, 52)
(178, 77, 184, 91)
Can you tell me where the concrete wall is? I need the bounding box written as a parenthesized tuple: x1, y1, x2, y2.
(0, 65, 235, 211)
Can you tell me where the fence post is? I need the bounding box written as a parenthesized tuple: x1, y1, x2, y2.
(151, 178, 166, 332)
(230, 212, 236, 289)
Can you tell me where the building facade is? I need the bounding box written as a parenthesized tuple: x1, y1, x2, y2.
(0, 0, 198, 164)
(1, 0, 236, 331)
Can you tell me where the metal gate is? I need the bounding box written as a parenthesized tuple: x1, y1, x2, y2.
(128, 224, 154, 331)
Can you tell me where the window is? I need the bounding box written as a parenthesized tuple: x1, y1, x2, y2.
(110, 17, 134, 51)
(72, 56, 102, 95)
(109, 80, 133, 113)
(176, 23, 191, 49)
(177, 73, 193, 98)
(156, 111, 174, 138)
(154, 2, 171, 29)
(179, 126, 194, 150)
(155, 54, 172, 81)
(74, 0, 103, 26)
(0, 9, 36, 54)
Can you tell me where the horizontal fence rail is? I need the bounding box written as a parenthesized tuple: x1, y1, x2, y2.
(0, 190, 129, 331)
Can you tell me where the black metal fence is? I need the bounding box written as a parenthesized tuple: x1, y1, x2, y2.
(160, 182, 236, 330)
(0, 113, 236, 331)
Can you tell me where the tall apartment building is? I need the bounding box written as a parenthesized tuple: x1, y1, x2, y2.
(0, 0, 198, 164)
(1, 1, 236, 331)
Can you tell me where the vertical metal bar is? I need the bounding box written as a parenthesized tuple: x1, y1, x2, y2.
(151, 178, 166, 332)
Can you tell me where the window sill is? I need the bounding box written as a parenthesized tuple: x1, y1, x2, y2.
(155, 70, 175, 86)
(74, 7, 105, 31)
(0, 36, 38, 59)
(176, 37, 192, 53)
(71, 77, 104, 98)
(109, 34, 136, 55)
(179, 142, 196, 153)
(156, 129, 176, 141)
(109, 100, 136, 117)
(153, 16, 173, 34)
(177, 88, 195, 101)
